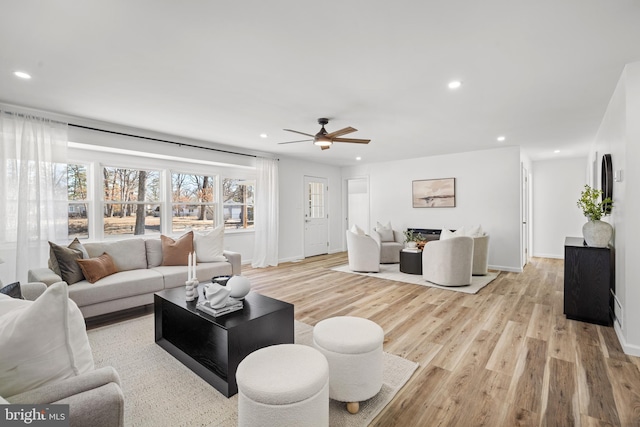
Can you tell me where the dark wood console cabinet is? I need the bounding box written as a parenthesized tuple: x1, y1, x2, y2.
(564, 237, 614, 326)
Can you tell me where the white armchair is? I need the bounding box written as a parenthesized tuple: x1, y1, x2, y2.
(422, 236, 474, 286)
(346, 230, 380, 273)
(472, 235, 490, 276)
(370, 229, 404, 264)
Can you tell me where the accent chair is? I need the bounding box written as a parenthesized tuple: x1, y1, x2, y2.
(422, 236, 474, 286)
(346, 230, 380, 273)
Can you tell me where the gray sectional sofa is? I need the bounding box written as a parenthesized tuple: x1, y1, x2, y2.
(28, 237, 241, 319)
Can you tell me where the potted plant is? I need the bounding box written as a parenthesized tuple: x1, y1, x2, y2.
(403, 229, 418, 248)
(577, 184, 613, 247)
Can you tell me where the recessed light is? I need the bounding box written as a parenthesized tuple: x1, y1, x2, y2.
(554, 150, 561, 153)
(497, 136, 506, 142)
(355, 157, 362, 161)
(448, 80, 462, 89)
(14, 71, 31, 79)
(260, 133, 268, 138)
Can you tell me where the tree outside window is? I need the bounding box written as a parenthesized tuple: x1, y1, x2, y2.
(67, 164, 89, 239)
(103, 166, 161, 236)
(171, 172, 217, 232)
(223, 178, 254, 230)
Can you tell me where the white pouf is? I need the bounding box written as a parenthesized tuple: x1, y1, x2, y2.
(313, 316, 384, 414)
(236, 344, 329, 427)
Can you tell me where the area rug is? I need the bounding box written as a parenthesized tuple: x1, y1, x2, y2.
(88, 314, 418, 427)
(331, 263, 499, 294)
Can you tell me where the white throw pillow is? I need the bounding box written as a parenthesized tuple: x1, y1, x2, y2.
(375, 221, 394, 242)
(439, 228, 454, 240)
(194, 225, 227, 263)
(0, 282, 94, 397)
(466, 224, 484, 237)
(350, 224, 365, 235)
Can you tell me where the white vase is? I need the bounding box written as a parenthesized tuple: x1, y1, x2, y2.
(227, 275, 251, 299)
(582, 220, 613, 248)
(406, 241, 417, 249)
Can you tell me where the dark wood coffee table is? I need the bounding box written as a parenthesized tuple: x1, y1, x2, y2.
(154, 286, 294, 397)
(400, 250, 423, 275)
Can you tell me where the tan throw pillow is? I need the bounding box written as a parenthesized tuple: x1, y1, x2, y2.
(76, 253, 118, 283)
(161, 231, 194, 266)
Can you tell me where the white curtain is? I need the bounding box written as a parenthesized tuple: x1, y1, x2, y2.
(252, 157, 279, 268)
(0, 111, 68, 283)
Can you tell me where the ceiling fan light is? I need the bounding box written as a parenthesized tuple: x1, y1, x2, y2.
(314, 138, 332, 147)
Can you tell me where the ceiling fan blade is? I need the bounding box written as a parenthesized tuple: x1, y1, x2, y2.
(320, 145, 331, 150)
(332, 137, 371, 144)
(283, 129, 315, 138)
(278, 139, 313, 145)
(325, 126, 357, 139)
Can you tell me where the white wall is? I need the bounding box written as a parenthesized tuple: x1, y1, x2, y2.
(278, 157, 343, 262)
(342, 146, 522, 271)
(531, 157, 588, 258)
(593, 61, 640, 355)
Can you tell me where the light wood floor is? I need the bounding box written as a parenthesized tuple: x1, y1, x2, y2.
(243, 253, 640, 427)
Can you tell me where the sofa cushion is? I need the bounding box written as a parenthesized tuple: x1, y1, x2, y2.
(145, 238, 163, 268)
(49, 241, 85, 285)
(68, 269, 164, 307)
(161, 231, 193, 266)
(0, 282, 94, 397)
(152, 263, 233, 289)
(194, 225, 226, 263)
(77, 253, 118, 283)
(0, 281, 22, 299)
(84, 239, 147, 272)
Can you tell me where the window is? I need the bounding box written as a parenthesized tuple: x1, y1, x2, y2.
(171, 172, 217, 232)
(67, 164, 89, 239)
(103, 166, 161, 236)
(223, 178, 254, 229)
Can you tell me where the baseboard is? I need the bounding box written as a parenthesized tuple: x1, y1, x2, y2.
(489, 264, 523, 273)
(614, 323, 640, 357)
(532, 252, 563, 259)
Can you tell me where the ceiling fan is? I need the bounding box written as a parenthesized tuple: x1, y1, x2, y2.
(279, 118, 371, 150)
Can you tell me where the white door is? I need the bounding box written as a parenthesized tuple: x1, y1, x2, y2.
(521, 165, 530, 268)
(304, 176, 329, 257)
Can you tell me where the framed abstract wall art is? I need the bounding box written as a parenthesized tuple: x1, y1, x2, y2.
(412, 178, 456, 208)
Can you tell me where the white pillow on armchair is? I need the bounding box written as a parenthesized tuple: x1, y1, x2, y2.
(0, 282, 94, 397)
(375, 221, 395, 242)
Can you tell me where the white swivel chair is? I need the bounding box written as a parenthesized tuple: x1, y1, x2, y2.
(346, 230, 380, 273)
(472, 234, 490, 276)
(422, 236, 474, 286)
(370, 228, 404, 264)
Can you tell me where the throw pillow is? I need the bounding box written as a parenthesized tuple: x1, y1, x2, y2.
(375, 221, 394, 242)
(439, 229, 454, 240)
(349, 224, 365, 235)
(466, 224, 484, 237)
(0, 281, 94, 397)
(161, 231, 194, 266)
(194, 225, 226, 263)
(48, 237, 88, 278)
(0, 282, 22, 299)
(49, 241, 85, 285)
(77, 253, 118, 283)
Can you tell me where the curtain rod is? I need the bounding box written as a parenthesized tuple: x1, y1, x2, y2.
(69, 123, 259, 159)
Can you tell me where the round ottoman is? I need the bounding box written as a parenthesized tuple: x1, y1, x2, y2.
(313, 316, 384, 414)
(236, 344, 329, 427)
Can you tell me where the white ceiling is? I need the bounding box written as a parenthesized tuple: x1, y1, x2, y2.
(1, 0, 640, 166)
